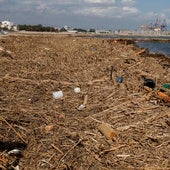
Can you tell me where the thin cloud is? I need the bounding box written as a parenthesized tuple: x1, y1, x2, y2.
(74, 5, 139, 19)
(74, 6, 118, 17)
(122, 0, 135, 4)
(122, 6, 139, 14)
(84, 0, 115, 3)
(0, 0, 168, 30)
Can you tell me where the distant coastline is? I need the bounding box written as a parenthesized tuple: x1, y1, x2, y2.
(1, 31, 170, 58)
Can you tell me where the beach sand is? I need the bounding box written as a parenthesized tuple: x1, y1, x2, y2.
(0, 33, 170, 169)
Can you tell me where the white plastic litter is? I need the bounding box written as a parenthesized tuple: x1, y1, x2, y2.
(78, 104, 85, 110)
(8, 149, 22, 155)
(53, 91, 63, 99)
(74, 87, 81, 93)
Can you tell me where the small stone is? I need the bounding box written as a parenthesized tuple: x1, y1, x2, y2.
(44, 125, 54, 132)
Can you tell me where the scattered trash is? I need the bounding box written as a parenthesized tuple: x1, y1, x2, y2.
(52, 90, 63, 99)
(78, 104, 85, 110)
(98, 123, 118, 141)
(162, 84, 170, 89)
(14, 165, 20, 170)
(117, 76, 123, 83)
(0, 141, 27, 151)
(157, 91, 170, 103)
(150, 100, 157, 105)
(78, 95, 88, 110)
(74, 87, 81, 93)
(8, 149, 22, 157)
(144, 78, 155, 89)
(1, 33, 170, 169)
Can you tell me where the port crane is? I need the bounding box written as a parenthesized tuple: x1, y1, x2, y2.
(140, 17, 167, 31)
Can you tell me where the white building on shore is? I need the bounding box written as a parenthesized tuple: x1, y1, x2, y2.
(95, 30, 111, 34)
(0, 20, 18, 31)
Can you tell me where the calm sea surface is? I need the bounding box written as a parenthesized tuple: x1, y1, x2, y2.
(135, 41, 170, 58)
(96, 35, 170, 58)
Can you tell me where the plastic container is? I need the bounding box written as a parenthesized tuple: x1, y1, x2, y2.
(74, 87, 81, 93)
(144, 78, 155, 89)
(162, 84, 170, 89)
(157, 91, 170, 103)
(117, 76, 123, 83)
(52, 91, 63, 99)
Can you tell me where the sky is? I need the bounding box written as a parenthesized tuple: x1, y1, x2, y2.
(0, 0, 170, 30)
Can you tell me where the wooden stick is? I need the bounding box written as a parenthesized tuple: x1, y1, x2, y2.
(0, 75, 73, 85)
(0, 116, 26, 143)
(100, 144, 126, 155)
(136, 48, 146, 55)
(117, 154, 130, 158)
(87, 116, 102, 123)
(110, 65, 114, 80)
(92, 77, 108, 83)
(51, 144, 64, 155)
(83, 95, 88, 106)
(57, 139, 83, 168)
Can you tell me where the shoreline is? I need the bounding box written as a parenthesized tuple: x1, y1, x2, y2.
(75, 33, 170, 58)
(1, 31, 170, 59)
(1, 31, 170, 61)
(1, 30, 170, 40)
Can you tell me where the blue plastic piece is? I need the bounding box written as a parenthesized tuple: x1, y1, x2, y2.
(117, 76, 123, 83)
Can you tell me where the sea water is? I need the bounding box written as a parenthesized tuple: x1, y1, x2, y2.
(93, 34, 170, 58)
(135, 41, 170, 57)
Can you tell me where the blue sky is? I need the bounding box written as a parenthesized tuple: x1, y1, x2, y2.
(0, 0, 170, 30)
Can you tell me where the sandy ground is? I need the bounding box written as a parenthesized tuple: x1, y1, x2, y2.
(0, 33, 170, 170)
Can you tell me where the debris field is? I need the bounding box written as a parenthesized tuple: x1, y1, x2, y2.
(0, 33, 170, 170)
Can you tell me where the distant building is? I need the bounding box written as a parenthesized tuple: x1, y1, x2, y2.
(1, 20, 13, 30)
(115, 29, 133, 35)
(59, 25, 77, 33)
(0, 20, 18, 31)
(12, 25, 18, 31)
(60, 27, 67, 32)
(95, 30, 111, 34)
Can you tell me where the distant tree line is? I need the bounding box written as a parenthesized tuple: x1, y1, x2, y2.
(73, 28, 87, 32)
(89, 28, 95, 32)
(18, 24, 58, 32)
(17, 24, 96, 33)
